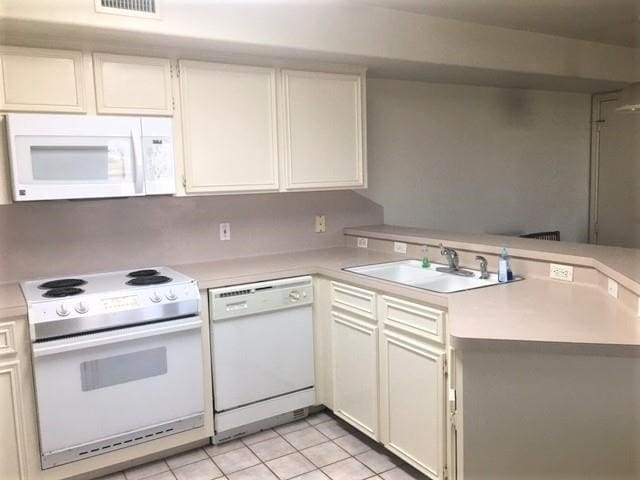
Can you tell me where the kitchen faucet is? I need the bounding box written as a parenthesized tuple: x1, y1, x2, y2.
(437, 244, 475, 277)
(440, 244, 459, 270)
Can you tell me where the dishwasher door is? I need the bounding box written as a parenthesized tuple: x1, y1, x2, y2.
(211, 305, 314, 411)
(210, 276, 315, 416)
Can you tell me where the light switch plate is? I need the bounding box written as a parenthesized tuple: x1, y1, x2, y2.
(607, 278, 618, 298)
(549, 263, 573, 282)
(394, 242, 407, 254)
(315, 215, 326, 233)
(357, 237, 368, 248)
(219, 223, 231, 241)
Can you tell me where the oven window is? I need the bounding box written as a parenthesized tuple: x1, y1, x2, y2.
(80, 347, 167, 391)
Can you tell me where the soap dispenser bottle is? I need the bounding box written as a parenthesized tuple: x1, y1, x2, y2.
(421, 245, 430, 268)
(498, 246, 514, 282)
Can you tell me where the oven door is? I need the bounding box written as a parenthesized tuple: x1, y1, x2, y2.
(7, 113, 144, 201)
(31, 316, 204, 469)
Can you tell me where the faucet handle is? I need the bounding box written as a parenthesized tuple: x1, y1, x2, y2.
(475, 256, 490, 279)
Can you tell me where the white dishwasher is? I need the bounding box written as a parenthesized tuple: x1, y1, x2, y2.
(209, 276, 315, 442)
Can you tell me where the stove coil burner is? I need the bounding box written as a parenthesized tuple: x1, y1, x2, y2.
(42, 287, 85, 298)
(127, 269, 160, 278)
(126, 275, 172, 286)
(38, 278, 87, 290)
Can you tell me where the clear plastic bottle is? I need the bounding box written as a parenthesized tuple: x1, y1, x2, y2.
(498, 246, 513, 282)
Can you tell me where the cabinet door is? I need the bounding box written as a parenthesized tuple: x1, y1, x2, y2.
(332, 310, 379, 439)
(280, 70, 365, 190)
(0, 361, 27, 480)
(94, 53, 173, 115)
(179, 61, 279, 193)
(381, 329, 446, 480)
(0, 46, 85, 112)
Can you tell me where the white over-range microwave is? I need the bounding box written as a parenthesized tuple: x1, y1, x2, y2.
(6, 113, 176, 201)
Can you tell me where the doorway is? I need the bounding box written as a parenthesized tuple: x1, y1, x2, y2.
(589, 92, 640, 248)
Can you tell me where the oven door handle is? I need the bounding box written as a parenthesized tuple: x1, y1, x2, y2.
(32, 317, 202, 358)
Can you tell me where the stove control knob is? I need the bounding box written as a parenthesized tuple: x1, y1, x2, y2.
(166, 291, 177, 301)
(75, 302, 89, 314)
(56, 304, 70, 317)
(289, 290, 301, 302)
(150, 292, 162, 303)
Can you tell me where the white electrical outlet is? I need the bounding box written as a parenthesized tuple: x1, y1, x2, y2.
(607, 278, 619, 298)
(549, 263, 573, 282)
(394, 242, 407, 254)
(315, 215, 326, 233)
(357, 237, 368, 248)
(219, 222, 231, 241)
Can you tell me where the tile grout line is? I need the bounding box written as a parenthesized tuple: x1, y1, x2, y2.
(113, 412, 414, 480)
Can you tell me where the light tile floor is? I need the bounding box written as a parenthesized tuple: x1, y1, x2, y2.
(98, 411, 429, 480)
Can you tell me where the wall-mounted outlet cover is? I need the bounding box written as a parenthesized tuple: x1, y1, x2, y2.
(394, 242, 407, 254)
(315, 215, 326, 233)
(607, 278, 618, 298)
(219, 222, 231, 241)
(357, 237, 368, 248)
(549, 263, 573, 282)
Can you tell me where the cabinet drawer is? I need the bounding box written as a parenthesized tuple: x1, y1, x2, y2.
(331, 282, 376, 319)
(0, 321, 17, 357)
(380, 296, 445, 345)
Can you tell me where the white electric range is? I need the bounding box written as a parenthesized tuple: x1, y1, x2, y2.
(21, 267, 205, 469)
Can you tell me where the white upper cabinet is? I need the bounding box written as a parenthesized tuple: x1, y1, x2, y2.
(0, 47, 85, 113)
(179, 60, 279, 193)
(93, 53, 173, 115)
(280, 69, 366, 191)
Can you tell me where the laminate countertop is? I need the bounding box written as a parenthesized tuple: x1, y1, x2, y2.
(345, 224, 640, 295)
(1, 242, 638, 354)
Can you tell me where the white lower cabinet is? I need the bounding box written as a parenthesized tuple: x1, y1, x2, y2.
(331, 310, 379, 440)
(380, 329, 446, 479)
(0, 320, 27, 480)
(329, 281, 450, 479)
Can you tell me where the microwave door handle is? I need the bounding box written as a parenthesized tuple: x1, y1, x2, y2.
(131, 129, 144, 194)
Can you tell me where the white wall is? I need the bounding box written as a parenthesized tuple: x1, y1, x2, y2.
(0, 1, 635, 89)
(363, 79, 592, 242)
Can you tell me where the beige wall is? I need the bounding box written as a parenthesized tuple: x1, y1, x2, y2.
(363, 79, 592, 242)
(0, 191, 383, 283)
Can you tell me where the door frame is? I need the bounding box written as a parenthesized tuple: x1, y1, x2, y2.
(589, 91, 621, 244)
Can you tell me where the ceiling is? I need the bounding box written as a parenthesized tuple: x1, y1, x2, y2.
(356, 0, 640, 48)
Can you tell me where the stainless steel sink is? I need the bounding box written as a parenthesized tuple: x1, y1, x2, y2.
(344, 259, 521, 293)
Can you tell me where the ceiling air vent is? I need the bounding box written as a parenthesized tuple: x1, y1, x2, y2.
(95, 0, 160, 18)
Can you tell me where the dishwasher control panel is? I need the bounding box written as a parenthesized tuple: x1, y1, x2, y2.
(209, 276, 313, 321)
